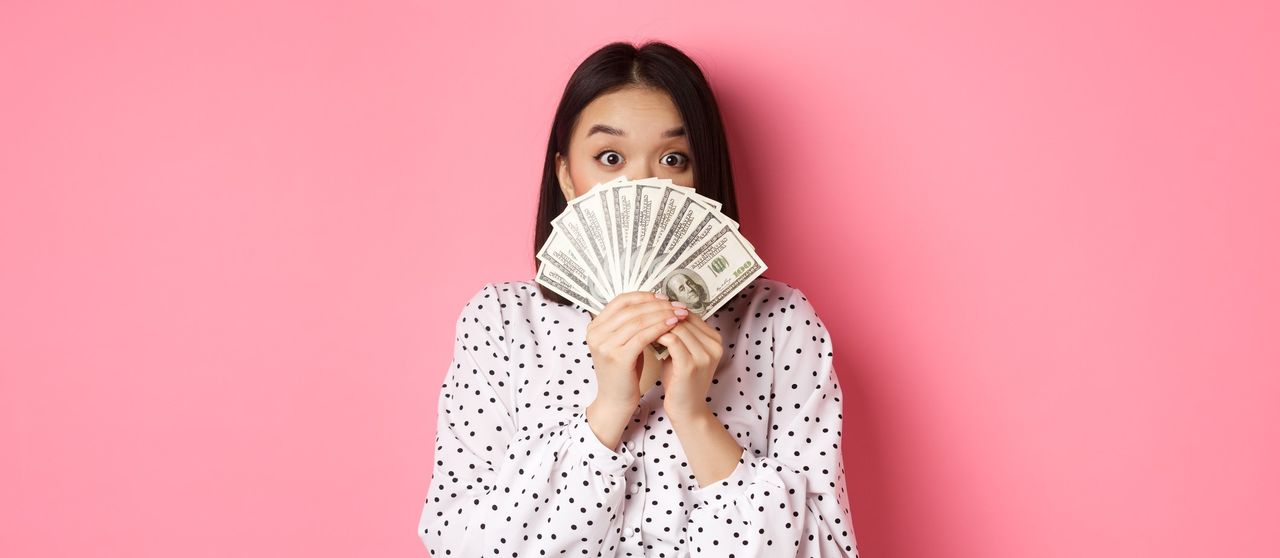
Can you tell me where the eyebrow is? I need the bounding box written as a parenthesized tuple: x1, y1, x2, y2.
(586, 124, 625, 137)
(586, 124, 686, 138)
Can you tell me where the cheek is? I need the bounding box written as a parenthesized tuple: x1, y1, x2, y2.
(665, 166, 695, 189)
(568, 158, 617, 197)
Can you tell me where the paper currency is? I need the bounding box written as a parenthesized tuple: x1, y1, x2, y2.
(537, 177, 767, 360)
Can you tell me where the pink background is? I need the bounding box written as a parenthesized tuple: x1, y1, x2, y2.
(3, 1, 1277, 556)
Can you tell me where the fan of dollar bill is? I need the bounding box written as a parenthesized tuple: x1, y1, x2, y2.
(536, 176, 767, 359)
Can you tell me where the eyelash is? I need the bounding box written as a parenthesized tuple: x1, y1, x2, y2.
(662, 152, 690, 167)
(593, 150, 622, 166)
(593, 150, 691, 167)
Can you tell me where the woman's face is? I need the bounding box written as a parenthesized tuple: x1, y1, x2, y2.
(556, 86, 694, 201)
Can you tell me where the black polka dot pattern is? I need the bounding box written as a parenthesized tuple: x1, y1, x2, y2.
(417, 277, 860, 557)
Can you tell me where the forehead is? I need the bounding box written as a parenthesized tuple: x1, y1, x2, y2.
(575, 87, 684, 137)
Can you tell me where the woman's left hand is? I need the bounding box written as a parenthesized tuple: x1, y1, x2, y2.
(657, 313, 724, 421)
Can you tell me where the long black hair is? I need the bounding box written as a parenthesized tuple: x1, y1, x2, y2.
(533, 41, 740, 305)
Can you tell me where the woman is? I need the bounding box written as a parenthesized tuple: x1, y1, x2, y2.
(418, 41, 860, 557)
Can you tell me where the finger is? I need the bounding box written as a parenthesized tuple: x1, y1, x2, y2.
(592, 299, 687, 337)
(681, 315, 725, 364)
(591, 317, 675, 372)
(593, 300, 686, 339)
(594, 304, 687, 356)
(666, 323, 711, 366)
(686, 322, 724, 365)
(663, 311, 713, 346)
(682, 312, 719, 339)
(591, 291, 662, 323)
(610, 307, 686, 348)
(593, 290, 665, 319)
(679, 313, 720, 346)
(657, 327, 693, 366)
(620, 313, 683, 355)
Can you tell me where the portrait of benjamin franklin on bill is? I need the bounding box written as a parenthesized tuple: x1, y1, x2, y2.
(661, 268, 710, 315)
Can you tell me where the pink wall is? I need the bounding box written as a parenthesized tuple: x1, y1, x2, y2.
(3, 1, 1277, 556)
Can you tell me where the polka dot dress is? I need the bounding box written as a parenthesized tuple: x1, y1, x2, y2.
(417, 277, 860, 557)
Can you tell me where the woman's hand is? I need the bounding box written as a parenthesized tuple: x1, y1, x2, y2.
(656, 312, 724, 422)
(585, 291, 689, 408)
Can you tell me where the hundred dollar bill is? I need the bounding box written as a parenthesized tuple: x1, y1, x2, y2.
(589, 176, 632, 293)
(664, 180, 722, 212)
(621, 182, 646, 292)
(642, 224, 767, 359)
(536, 176, 766, 362)
(536, 228, 611, 309)
(609, 183, 635, 292)
(630, 184, 685, 292)
(655, 180, 750, 253)
(642, 210, 732, 291)
(633, 194, 712, 290)
(555, 197, 615, 298)
(658, 181, 757, 254)
(643, 224, 766, 316)
(535, 261, 604, 315)
(551, 211, 614, 298)
(592, 184, 618, 295)
(624, 180, 663, 291)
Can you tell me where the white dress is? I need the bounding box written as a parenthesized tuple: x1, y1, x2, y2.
(417, 276, 860, 557)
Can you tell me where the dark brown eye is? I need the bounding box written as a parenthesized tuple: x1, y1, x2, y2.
(661, 152, 688, 167)
(596, 151, 623, 166)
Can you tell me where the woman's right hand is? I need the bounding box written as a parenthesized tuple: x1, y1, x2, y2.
(585, 291, 689, 407)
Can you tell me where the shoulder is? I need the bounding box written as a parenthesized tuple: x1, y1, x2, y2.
(731, 276, 824, 320)
(731, 276, 832, 353)
(454, 279, 551, 322)
(458, 279, 538, 305)
(450, 280, 542, 352)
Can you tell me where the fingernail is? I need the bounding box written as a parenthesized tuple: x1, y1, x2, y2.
(674, 308, 689, 317)
(670, 300, 686, 308)
(654, 292, 669, 300)
(665, 316, 678, 325)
